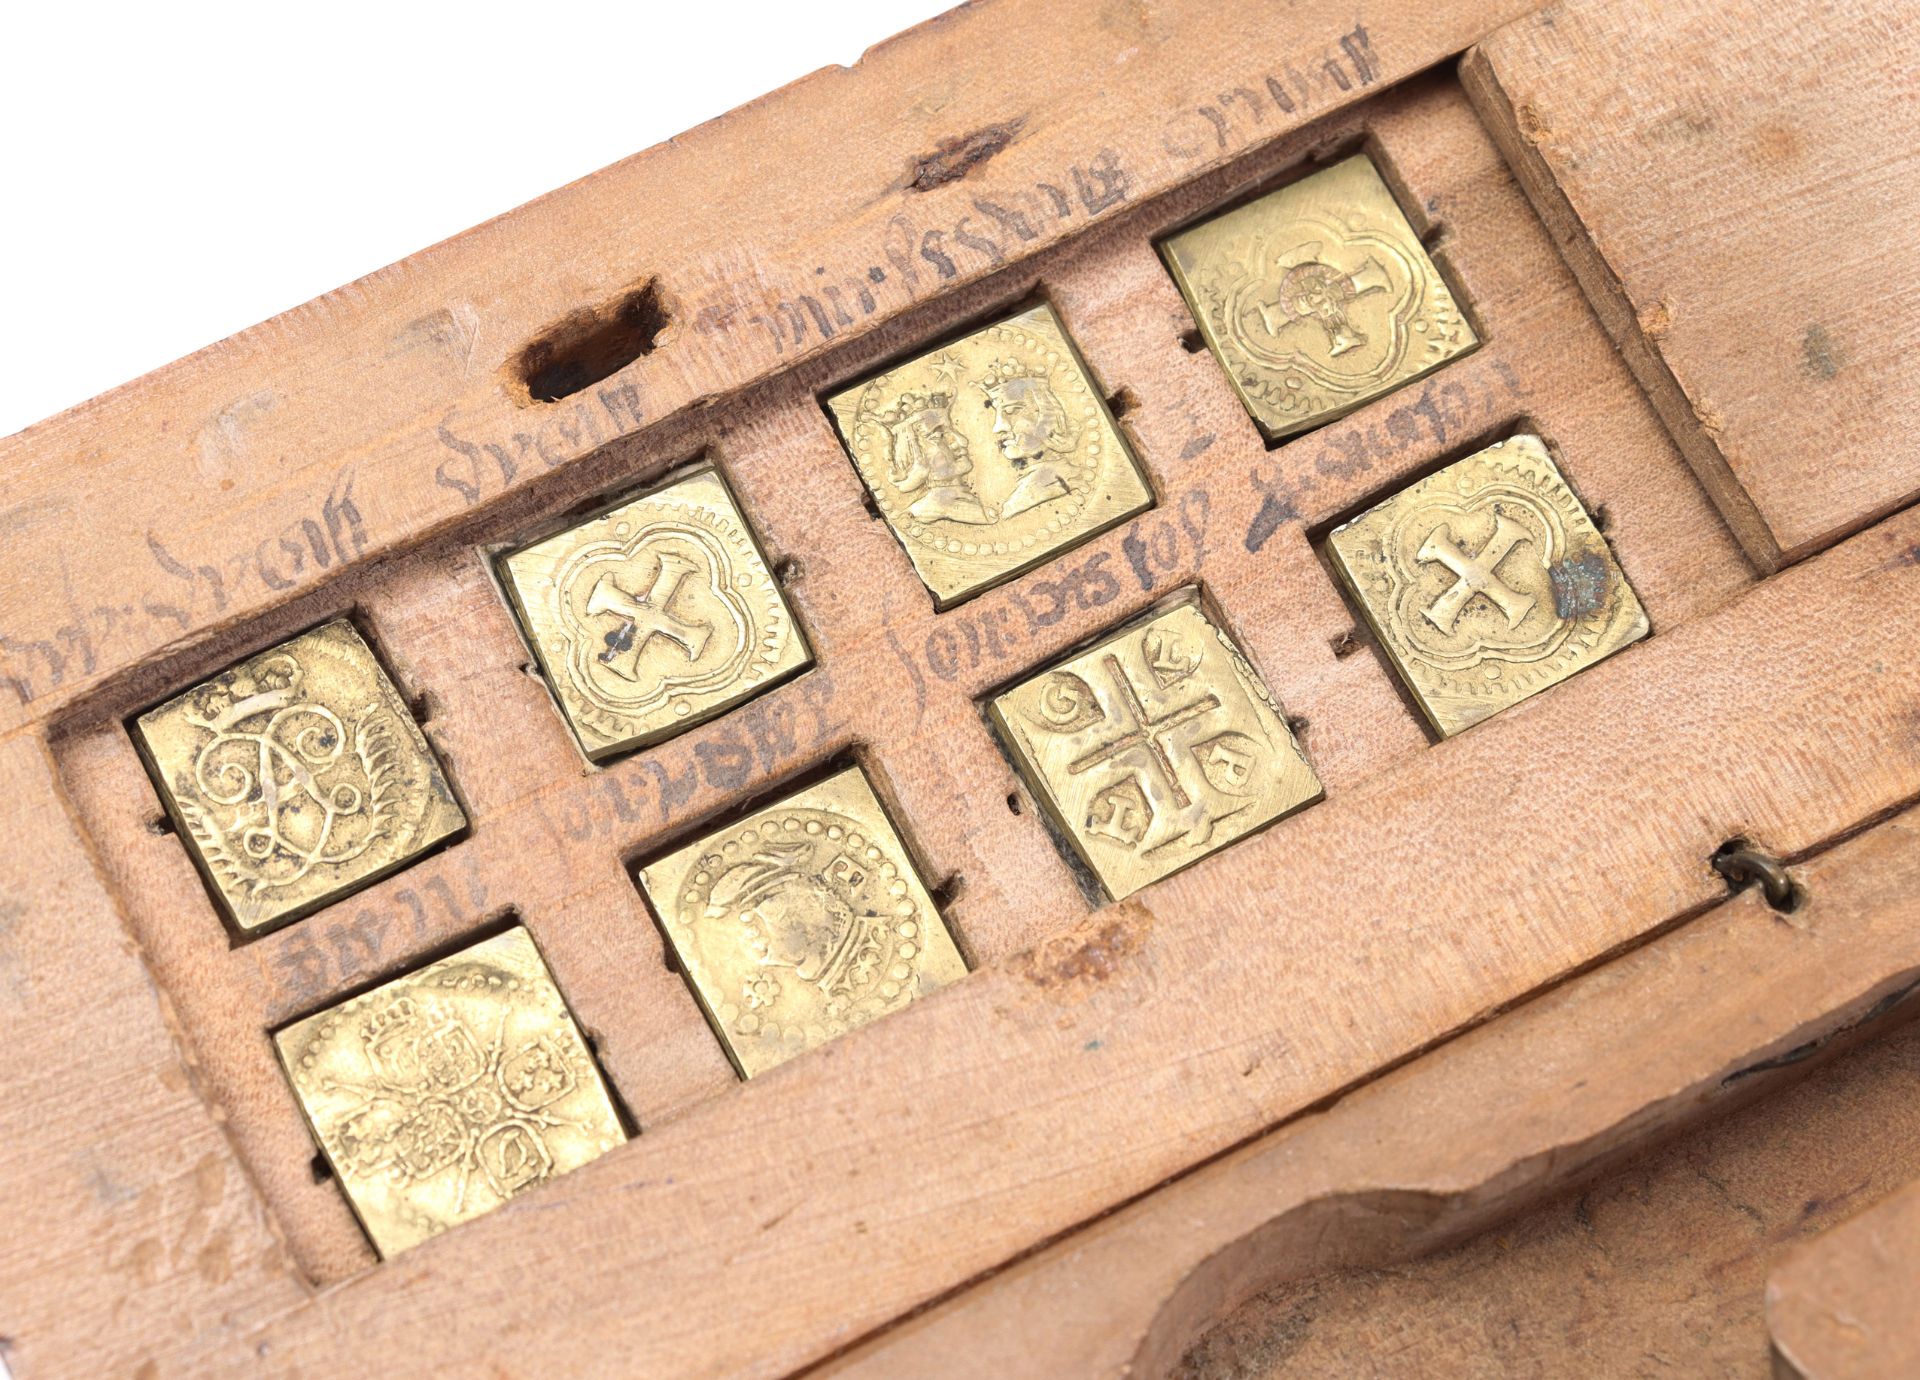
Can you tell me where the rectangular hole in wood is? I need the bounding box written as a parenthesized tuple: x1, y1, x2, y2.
(517, 278, 672, 404)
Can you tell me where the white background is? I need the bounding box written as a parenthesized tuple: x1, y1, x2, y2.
(0, 1, 952, 438)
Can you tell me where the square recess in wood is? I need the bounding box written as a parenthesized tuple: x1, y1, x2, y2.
(826, 302, 1153, 608)
(134, 619, 465, 936)
(989, 596, 1322, 900)
(274, 925, 625, 1259)
(501, 465, 811, 761)
(1161, 152, 1477, 440)
(1327, 435, 1650, 737)
(637, 765, 968, 1078)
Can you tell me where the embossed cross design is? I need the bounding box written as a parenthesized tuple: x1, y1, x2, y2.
(586, 549, 712, 680)
(1257, 252, 1392, 357)
(333, 999, 582, 1210)
(1417, 513, 1537, 634)
(1069, 653, 1221, 819)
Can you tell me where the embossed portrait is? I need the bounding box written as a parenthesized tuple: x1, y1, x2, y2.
(704, 838, 890, 1010)
(826, 303, 1152, 606)
(979, 358, 1075, 518)
(638, 766, 970, 1077)
(873, 389, 991, 525)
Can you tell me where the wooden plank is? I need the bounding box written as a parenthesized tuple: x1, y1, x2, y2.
(0, 16, 1597, 1374)
(826, 806, 1920, 1377)
(0, 0, 1909, 1373)
(216, 505, 1920, 1376)
(0, 733, 308, 1380)
(1462, 0, 1920, 571)
(0, 11, 1584, 1371)
(1769, 1175, 1920, 1380)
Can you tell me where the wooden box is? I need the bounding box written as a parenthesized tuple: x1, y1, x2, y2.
(1, 1, 1915, 1376)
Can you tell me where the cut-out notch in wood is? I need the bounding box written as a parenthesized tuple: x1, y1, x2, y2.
(515, 278, 672, 404)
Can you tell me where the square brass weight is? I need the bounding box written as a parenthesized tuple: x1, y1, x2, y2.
(826, 302, 1153, 607)
(274, 925, 625, 1258)
(637, 765, 968, 1078)
(502, 466, 810, 760)
(989, 598, 1322, 901)
(1327, 435, 1650, 737)
(1161, 153, 1478, 440)
(134, 619, 465, 935)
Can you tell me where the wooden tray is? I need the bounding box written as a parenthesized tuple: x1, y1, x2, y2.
(1, 1, 1915, 1376)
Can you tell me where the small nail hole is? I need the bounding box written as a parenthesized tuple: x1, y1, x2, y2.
(147, 814, 176, 836)
(931, 874, 965, 910)
(860, 490, 882, 520)
(1006, 792, 1023, 816)
(1107, 387, 1139, 418)
(1592, 504, 1613, 533)
(309, 1152, 333, 1184)
(774, 556, 803, 585)
(1330, 630, 1362, 659)
(1286, 715, 1310, 737)
(1179, 328, 1206, 354)
(409, 691, 435, 724)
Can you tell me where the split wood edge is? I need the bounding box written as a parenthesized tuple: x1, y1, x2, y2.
(1457, 46, 1785, 574)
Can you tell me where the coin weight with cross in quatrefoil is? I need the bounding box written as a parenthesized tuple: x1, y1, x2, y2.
(501, 466, 811, 761)
(1159, 153, 1478, 441)
(1326, 435, 1649, 736)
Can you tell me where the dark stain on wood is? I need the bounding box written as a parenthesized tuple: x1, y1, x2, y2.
(907, 118, 1027, 192)
(516, 278, 672, 404)
(1800, 323, 1841, 381)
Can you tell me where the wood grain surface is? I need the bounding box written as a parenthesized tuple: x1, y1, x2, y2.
(1464, 0, 1920, 572)
(45, 73, 1746, 1293)
(213, 498, 1920, 1380)
(825, 808, 1920, 1377)
(0, 0, 1525, 721)
(1179, 972, 1920, 1378)
(0, 6, 1555, 1374)
(1769, 1171, 1920, 1379)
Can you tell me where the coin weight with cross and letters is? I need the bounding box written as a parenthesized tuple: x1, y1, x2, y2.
(1160, 153, 1477, 440)
(1327, 436, 1649, 737)
(501, 467, 811, 760)
(989, 597, 1322, 901)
